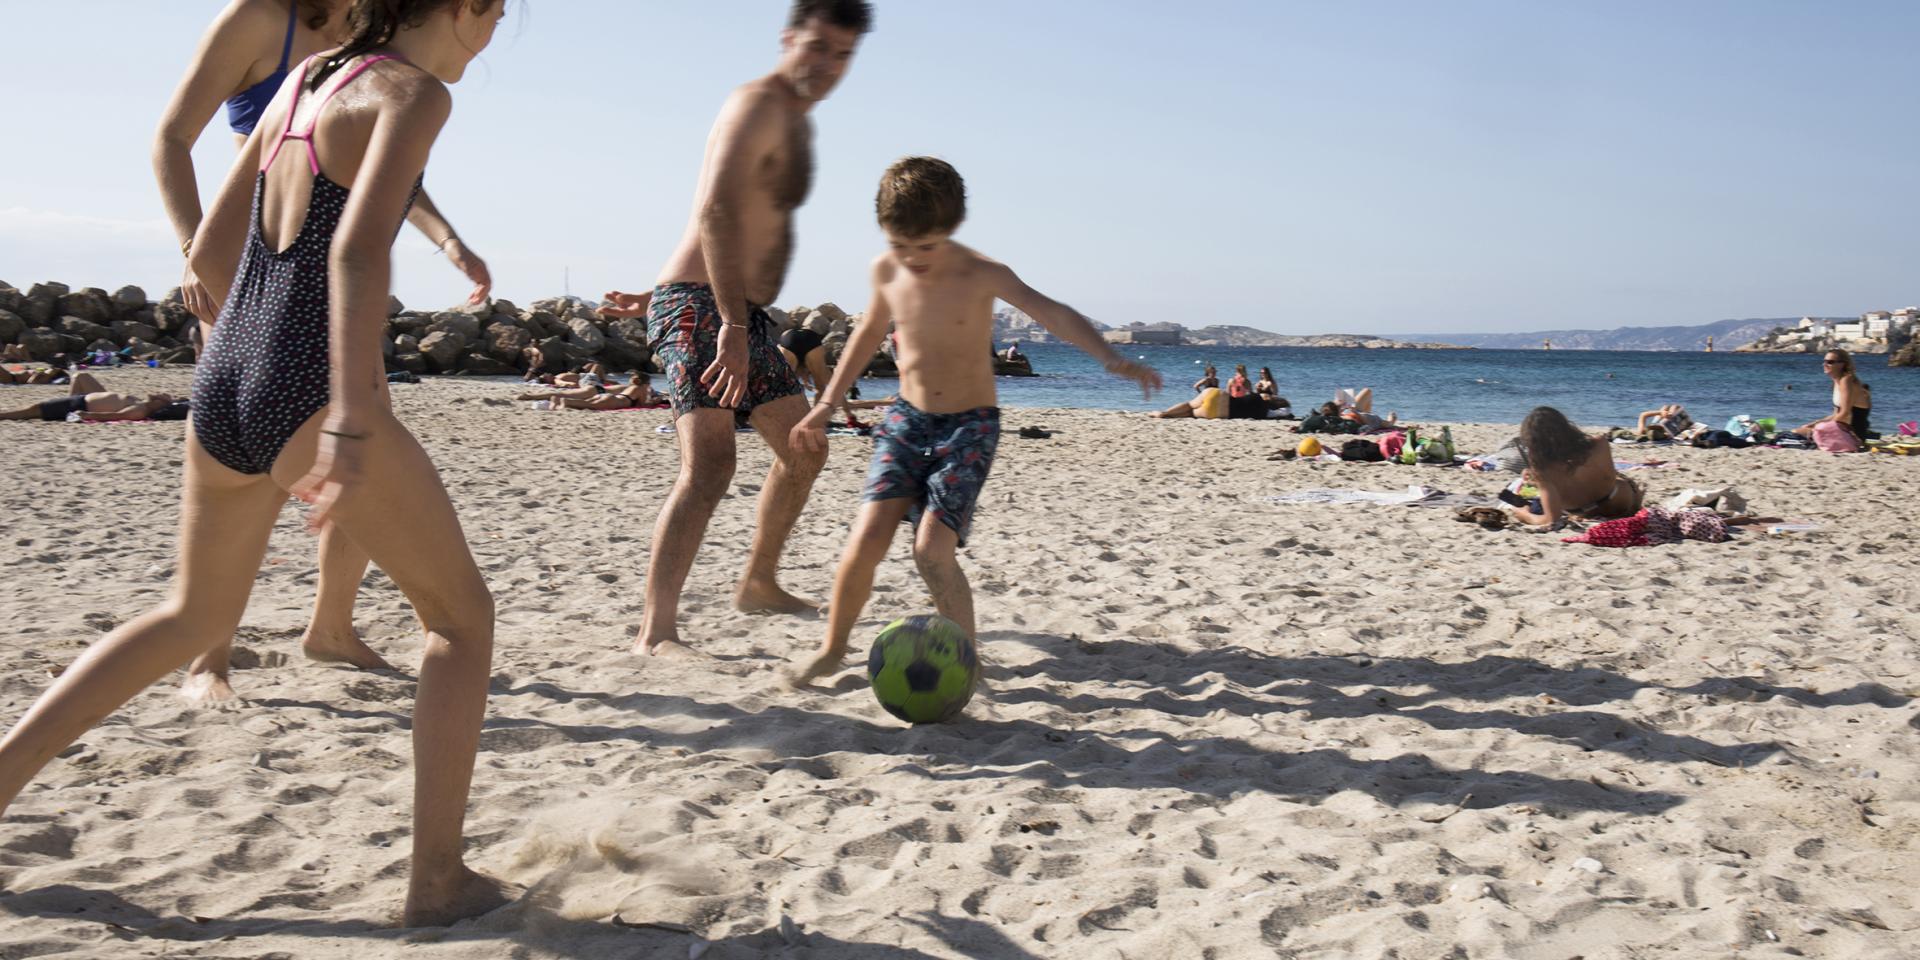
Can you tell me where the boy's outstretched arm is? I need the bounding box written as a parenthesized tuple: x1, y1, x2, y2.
(790, 265, 894, 454)
(991, 264, 1162, 398)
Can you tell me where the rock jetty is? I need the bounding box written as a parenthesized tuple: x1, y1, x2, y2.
(0, 280, 953, 378)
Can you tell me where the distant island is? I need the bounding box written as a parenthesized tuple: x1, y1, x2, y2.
(1398, 317, 1800, 352)
(990, 309, 1466, 350)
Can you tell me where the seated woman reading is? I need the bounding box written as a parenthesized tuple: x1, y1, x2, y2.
(1511, 406, 1643, 528)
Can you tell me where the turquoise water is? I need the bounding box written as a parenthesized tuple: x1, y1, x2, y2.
(894, 344, 1920, 429)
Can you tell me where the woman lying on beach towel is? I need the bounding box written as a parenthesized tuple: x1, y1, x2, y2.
(1510, 406, 1643, 528)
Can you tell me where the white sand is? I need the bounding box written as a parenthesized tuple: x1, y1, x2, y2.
(1, 368, 1916, 958)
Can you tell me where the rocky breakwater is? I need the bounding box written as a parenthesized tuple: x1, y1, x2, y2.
(384, 296, 658, 376)
(0, 281, 201, 364)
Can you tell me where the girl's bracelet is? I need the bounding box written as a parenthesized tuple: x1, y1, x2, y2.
(321, 428, 369, 441)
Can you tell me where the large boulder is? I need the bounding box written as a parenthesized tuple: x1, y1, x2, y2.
(0, 284, 21, 316)
(387, 295, 405, 317)
(389, 312, 432, 338)
(392, 333, 421, 355)
(522, 310, 567, 339)
(392, 351, 428, 374)
(1892, 343, 1920, 368)
(607, 318, 649, 344)
(457, 353, 515, 376)
(814, 302, 849, 327)
(529, 297, 570, 315)
(111, 320, 160, 345)
(21, 284, 61, 326)
(59, 315, 113, 343)
(152, 302, 195, 335)
(764, 306, 791, 332)
(565, 317, 605, 353)
(111, 286, 148, 316)
(787, 306, 813, 329)
(18, 328, 61, 360)
(600, 334, 652, 372)
(0, 309, 24, 344)
(533, 335, 588, 370)
(489, 299, 519, 319)
(424, 312, 481, 343)
(565, 300, 602, 324)
(57, 289, 115, 326)
(418, 330, 465, 372)
(484, 322, 532, 363)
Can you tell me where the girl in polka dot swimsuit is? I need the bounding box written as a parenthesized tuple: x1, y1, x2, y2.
(0, 0, 517, 930)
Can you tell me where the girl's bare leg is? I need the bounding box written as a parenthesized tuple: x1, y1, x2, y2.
(0, 435, 287, 812)
(271, 409, 508, 927)
(299, 527, 388, 669)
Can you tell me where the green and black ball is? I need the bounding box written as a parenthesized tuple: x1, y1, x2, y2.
(867, 615, 979, 724)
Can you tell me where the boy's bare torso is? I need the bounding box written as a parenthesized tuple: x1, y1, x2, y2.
(882, 245, 1001, 414)
(657, 78, 814, 307)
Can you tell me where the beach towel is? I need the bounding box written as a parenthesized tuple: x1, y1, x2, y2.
(1265, 485, 1499, 509)
(1562, 507, 1729, 548)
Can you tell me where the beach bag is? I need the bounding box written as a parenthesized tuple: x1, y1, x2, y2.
(1377, 431, 1407, 461)
(1812, 421, 1860, 453)
(1340, 438, 1385, 462)
(1901, 421, 1918, 437)
(1724, 416, 1754, 438)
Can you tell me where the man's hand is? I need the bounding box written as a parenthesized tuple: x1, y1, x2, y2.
(1106, 358, 1164, 399)
(598, 290, 653, 319)
(700, 323, 749, 408)
(790, 403, 834, 454)
(442, 238, 492, 305)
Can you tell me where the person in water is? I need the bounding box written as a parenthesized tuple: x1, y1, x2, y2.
(1510, 406, 1643, 528)
(1793, 349, 1874, 441)
(0, 0, 519, 926)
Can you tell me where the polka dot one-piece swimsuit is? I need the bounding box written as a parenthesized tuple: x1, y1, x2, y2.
(192, 54, 419, 475)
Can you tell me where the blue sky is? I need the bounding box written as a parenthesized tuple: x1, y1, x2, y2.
(1, 1, 1914, 334)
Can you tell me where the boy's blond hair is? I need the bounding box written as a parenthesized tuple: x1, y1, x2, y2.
(876, 157, 967, 238)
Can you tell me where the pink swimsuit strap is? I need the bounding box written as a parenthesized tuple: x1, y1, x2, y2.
(261, 53, 405, 178)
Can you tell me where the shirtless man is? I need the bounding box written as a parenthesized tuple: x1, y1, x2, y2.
(617, 0, 872, 656)
(0, 373, 177, 422)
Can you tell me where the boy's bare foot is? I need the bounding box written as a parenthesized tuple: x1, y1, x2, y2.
(735, 580, 821, 615)
(403, 867, 519, 928)
(180, 669, 239, 705)
(301, 624, 394, 671)
(784, 649, 847, 688)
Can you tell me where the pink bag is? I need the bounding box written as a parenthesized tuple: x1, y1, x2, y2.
(1377, 431, 1407, 460)
(1900, 421, 1918, 437)
(1812, 421, 1861, 453)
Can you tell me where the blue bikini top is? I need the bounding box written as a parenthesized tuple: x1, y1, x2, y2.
(224, 0, 298, 136)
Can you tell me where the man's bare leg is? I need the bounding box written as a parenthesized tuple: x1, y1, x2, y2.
(738, 394, 827, 613)
(634, 408, 738, 655)
(912, 519, 975, 638)
(301, 526, 388, 669)
(67, 373, 104, 395)
(789, 499, 912, 686)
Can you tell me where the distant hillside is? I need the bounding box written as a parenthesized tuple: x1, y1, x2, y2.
(1405, 318, 1825, 352)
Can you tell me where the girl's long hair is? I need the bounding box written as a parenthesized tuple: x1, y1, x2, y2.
(311, 0, 498, 89)
(1519, 406, 1590, 470)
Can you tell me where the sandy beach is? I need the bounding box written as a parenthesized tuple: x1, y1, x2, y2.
(1, 367, 1915, 959)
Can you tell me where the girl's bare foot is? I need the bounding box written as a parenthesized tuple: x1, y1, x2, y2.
(403, 867, 519, 928)
(734, 580, 821, 616)
(301, 624, 395, 671)
(784, 649, 847, 688)
(180, 668, 239, 705)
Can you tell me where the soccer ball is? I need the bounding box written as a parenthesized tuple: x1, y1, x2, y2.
(868, 615, 979, 724)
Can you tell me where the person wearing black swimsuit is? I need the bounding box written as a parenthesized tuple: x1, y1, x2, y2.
(155, 0, 499, 700)
(779, 324, 832, 396)
(0, 2, 516, 927)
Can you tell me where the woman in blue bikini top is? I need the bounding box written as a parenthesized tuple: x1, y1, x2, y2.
(153, 0, 493, 328)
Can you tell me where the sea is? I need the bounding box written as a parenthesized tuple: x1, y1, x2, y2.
(873, 343, 1920, 429)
